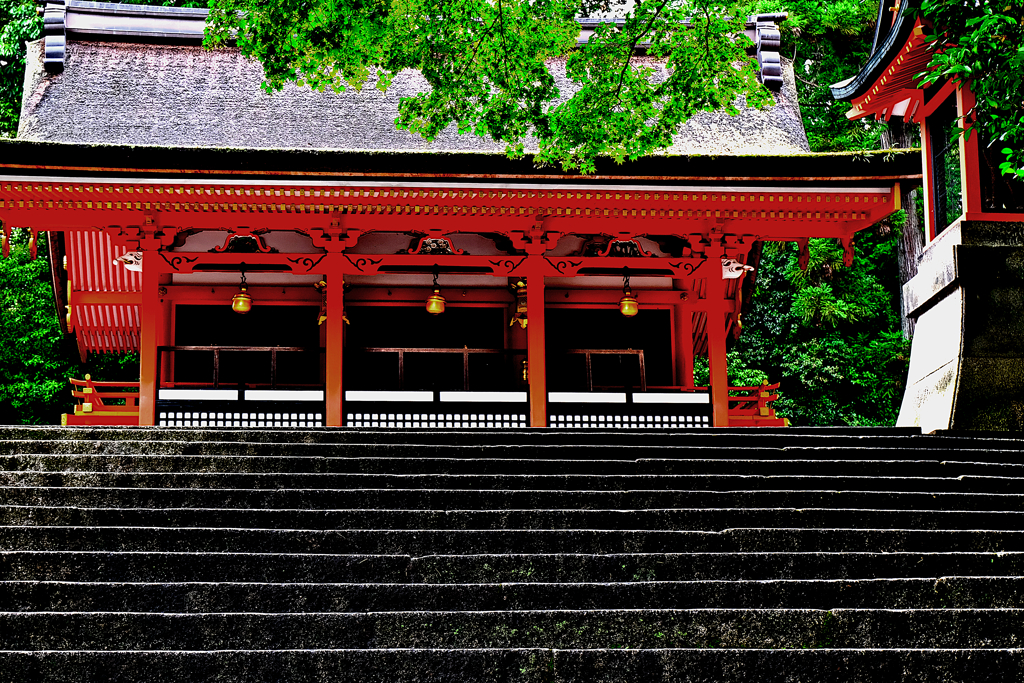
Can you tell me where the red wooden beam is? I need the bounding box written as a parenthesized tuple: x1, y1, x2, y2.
(525, 260, 547, 428)
(0, 179, 900, 245)
(324, 255, 345, 427)
(138, 265, 160, 426)
(705, 242, 730, 427)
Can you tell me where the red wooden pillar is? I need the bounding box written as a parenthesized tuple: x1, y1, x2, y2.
(138, 261, 162, 426)
(526, 269, 547, 428)
(957, 84, 982, 215)
(705, 257, 730, 427)
(674, 306, 694, 388)
(919, 116, 936, 242)
(160, 284, 173, 387)
(324, 255, 344, 427)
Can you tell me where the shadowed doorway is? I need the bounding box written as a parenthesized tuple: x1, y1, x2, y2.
(344, 306, 510, 392)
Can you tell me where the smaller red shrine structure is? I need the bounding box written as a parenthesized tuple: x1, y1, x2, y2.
(833, 0, 1024, 432)
(1, 2, 917, 429)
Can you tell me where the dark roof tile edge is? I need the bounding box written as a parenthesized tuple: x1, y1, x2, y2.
(830, 0, 920, 102)
(0, 139, 922, 184)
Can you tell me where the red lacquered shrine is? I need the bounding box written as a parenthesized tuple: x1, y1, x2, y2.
(1, 2, 916, 429)
(832, 0, 1024, 431)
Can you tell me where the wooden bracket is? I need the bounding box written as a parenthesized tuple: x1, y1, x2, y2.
(211, 228, 273, 253)
(109, 223, 178, 252)
(796, 239, 810, 271)
(841, 237, 855, 268)
(508, 217, 561, 255)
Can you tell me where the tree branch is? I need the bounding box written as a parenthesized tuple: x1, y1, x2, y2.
(609, 0, 670, 105)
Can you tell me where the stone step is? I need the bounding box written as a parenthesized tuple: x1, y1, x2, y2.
(1, 647, 1020, 683)
(5, 439, 1023, 463)
(5, 487, 1022, 512)
(4, 577, 1021, 612)
(3, 608, 1022, 649)
(4, 527, 1023, 554)
(5, 506, 1022, 530)
(4, 551, 1022, 582)
(3, 471, 1021, 493)
(8, 505, 1024, 532)
(0, 527, 718, 554)
(13, 426, 1021, 453)
(0, 425, 948, 447)
(9, 454, 1020, 478)
(645, 459, 1024, 477)
(8, 485, 1024, 511)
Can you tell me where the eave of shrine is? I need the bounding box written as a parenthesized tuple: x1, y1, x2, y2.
(0, 140, 918, 255)
(830, 1, 937, 122)
(0, 140, 920, 183)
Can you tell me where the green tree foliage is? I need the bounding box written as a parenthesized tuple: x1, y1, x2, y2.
(206, 0, 772, 172)
(0, 230, 138, 424)
(732, 230, 910, 426)
(0, 0, 39, 137)
(741, 0, 889, 151)
(693, 351, 770, 388)
(918, 0, 1024, 179)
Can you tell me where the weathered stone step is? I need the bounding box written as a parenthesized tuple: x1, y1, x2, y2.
(4, 527, 1023, 554)
(3, 471, 1019, 493)
(5, 506, 1022, 530)
(4, 439, 1022, 463)
(1, 425, 955, 448)
(10, 454, 1016, 478)
(3, 608, 1022, 649)
(12, 426, 1019, 454)
(4, 552, 1022, 582)
(3, 577, 1020, 612)
(1, 647, 1020, 683)
(0, 527, 718, 554)
(5, 487, 1022, 512)
(645, 460, 1024, 477)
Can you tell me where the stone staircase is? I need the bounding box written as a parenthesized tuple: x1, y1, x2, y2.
(1, 426, 1022, 681)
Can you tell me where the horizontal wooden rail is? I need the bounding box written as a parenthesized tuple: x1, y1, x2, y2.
(157, 346, 324, 390)
(64, 374, 141, 426)
(726, 382, 787, 426)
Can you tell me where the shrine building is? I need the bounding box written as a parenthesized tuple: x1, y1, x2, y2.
(0, 1, 917, 429)
(833, 0, 1024, 432)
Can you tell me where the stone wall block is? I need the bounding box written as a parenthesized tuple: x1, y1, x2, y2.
(898, 221, 1024, 432)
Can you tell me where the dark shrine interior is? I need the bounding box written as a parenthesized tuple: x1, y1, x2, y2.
(343, 305, 672, 392)
(172, 305, 321, 388)
(344, 306, 509, 392)
(169, 303, 672, 391)
(545, 309, 672, 391)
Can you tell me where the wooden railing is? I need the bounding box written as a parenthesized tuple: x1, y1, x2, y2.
(157, 345, 324, 389)
(564, 348, 646, 392)
(727, 381, 788, 427)
(350, 346, 647, 393)
(62, 374, 140, 426)
(351, 347, 524, 392)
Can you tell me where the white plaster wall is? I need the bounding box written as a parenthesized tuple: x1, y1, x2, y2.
(896, 287, 964, 432)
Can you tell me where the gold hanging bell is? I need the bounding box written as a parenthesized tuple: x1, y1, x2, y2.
(618, 269, 638, 317)
(425, 268, 445, 315)
(232, 265, 253, 314)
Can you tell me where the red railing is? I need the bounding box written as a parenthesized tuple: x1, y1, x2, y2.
(63, 374, 140, 426)
(727, 381, 788, 427)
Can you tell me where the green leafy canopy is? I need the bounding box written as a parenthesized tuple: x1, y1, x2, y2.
(0, 0, 40, 137)
(205, 0, 773, 172)
(918, 0, 1024, 178)
(0, 230, 139, 424)
(731, 230, 910, 426)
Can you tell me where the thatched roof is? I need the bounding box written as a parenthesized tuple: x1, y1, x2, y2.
(19, 39, 810, 155)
